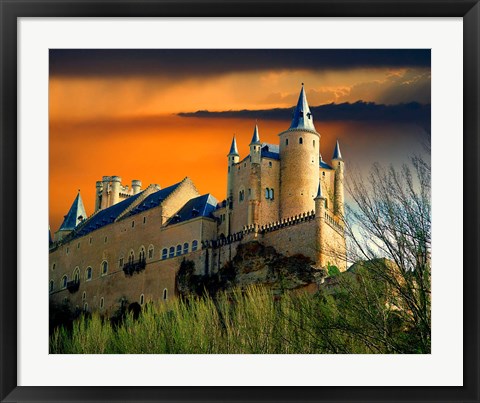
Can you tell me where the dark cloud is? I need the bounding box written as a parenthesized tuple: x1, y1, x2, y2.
(178, 101, 431, 133)
(50, 49, 430, 78)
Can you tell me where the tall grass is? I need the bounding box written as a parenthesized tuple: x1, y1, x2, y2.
(50, 285, 420, 354)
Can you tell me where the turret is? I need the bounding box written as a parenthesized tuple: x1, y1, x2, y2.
(95, 181, 103, 212)
(279, 84, 320, 219)
(249, 123, 261, 165)
(314, 183, 327, 267)
(132, 179, 142, 195)
(332, 140, 345, 217)
(100, 176, 110, 209)
(248, 123, 262, 227)
(110, 176, 122, 206)
(55, 190, 87, 242)
(226, 135, 239, 235)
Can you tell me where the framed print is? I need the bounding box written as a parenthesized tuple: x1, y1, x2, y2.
(1, 0, 479, 402)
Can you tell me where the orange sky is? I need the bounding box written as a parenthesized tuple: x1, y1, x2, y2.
(49, 51, 430, 232)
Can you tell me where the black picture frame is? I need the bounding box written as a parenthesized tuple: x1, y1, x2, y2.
(1, 1, 479, 402)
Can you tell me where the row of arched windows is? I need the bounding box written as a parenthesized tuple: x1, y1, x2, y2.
(161, 240, 198, 260)
(49, 261, 108, 293)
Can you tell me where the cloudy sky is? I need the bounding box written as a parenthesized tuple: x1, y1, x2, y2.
(49, 49, 430, 232)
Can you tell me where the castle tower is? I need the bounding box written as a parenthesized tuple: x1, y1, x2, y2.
(100, 176, 110, 209)
(132, 179, 142, 195)
(110, 176, 122, 206)
(314, 183, 327, 267)
(279, 84, 320, 219)
(226, 135, 239, 235)
(332, 140, 345, 217)
(248, 123, 262, 227)
(95, 181, 103, 212)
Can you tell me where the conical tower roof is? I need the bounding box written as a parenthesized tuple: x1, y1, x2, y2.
(289, 84, 316, 132)
(250, 123, 261, 145)
(228, 135, 239, 156)
(332, 140, 343, 160)
(315, 182, 326, 200)
(59, 191, 87, 231)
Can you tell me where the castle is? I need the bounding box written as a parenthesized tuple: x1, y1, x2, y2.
(48, 85, 347, 315)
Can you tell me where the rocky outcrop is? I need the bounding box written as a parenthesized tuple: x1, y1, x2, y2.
(177, 241, 326, 297)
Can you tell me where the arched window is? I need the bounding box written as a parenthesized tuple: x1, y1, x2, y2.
(269, 188, 275, 200)
(192, 240, 198, 252)
(128, 250, 134, 264)
(163, 288, 168, 300)
(299, 137, 303, 144)
(83, 303, 88, 312)
(100, 297, 104, 309)
(140, 294, 145, 306)
(239, 190, 244, 202)
(148, 245, 154, 259)
(73, 267, 80, 283)
(101, 261, 108, 276)
(176, 245, 182, 256)
(85, 267, 93, 281)
(162, 248, 168, 260)
(313, 140, 316, 147)
(169, 247, 175, 258)
(52, 263, 56, 271)
(49, 280, 54, 293)
(269, 161, 272, 167)
(286, 139, 289, 146)
(82, 291, 86, 301)
(265, 188, 270, 200)
(139, 247, 146, 261)
(183, 242, 189, 254)
(61, 275, 68, 289)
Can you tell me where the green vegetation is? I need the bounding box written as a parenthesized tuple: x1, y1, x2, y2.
(50, 268, 429, 354)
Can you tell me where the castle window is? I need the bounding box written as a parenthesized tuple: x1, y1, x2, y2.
(299, 137, 303, 144)
(89, 237, 92, 244)
(77, 242, 80, 249)
(265, 188, 270, 199)
(101, 261, 108, 276)
(313, 140, 315, 147)
(139, 247, 146, 261)
(163, 288, 168, 300)
(162, 248, 168, 260)
(239, 190, 245, 202)
(119, 257, 124, 268)
(104, 236, 107, 243)
(49, 280, 54, 293)
(83, 303, 88, 312)
(66, 247, 69, 255)
(82, 291, 86, 301)
(176, 245, 182, 256)
(132, 221, 135, 228)
(100, 297, 104, 309)
(73, 267, 80, 283)
(85, 267, 93, 281)
(248, 188, 251, 197)
(169, 247, 175, 258)
(148, 245, 154, 259)
(128, 251, 134, 264)
(269, 161, 272, 167)
(322, 171, 325, 177)
(143, 217, 146, 224)
(286, 139, 289, 146)
(192, 240, 198, 252)
(183, 242, 189, 254)
(52, 263, 56, 271)
(61, 275, 68, 289)
(269, 189, 274, 200)
(140, 294, 144, 306)
(244, 163, 246, 167)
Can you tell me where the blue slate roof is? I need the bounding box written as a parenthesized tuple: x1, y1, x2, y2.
(167, 194, 218, 226)
(320, 160, 333, 170)
(125, 182, 182, 218)
(289, 84, 317, 133)
(59, 192, 87, 231)
(261, 143, 280, 160)
(332, 140, 343, 160)
(250, 124, 261, 145)
(228, 135, 239, 156)
(73, 192, 144, 238)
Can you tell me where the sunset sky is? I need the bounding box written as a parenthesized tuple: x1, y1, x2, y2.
(49, 49, 430, 232)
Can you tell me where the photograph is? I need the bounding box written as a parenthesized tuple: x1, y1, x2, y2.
(47, 49, 431, 354)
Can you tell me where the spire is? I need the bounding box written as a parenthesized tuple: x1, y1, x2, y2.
(315, 182, 326, 200)
(228, 135, 239, 156)
(289, 83, 316, 132)
(250, 122, 261, 145)
(59, 190, 87, 231)
(332, 140, 343, 160)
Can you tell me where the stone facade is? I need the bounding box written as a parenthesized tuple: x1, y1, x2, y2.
(49, 85, 347, 315)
